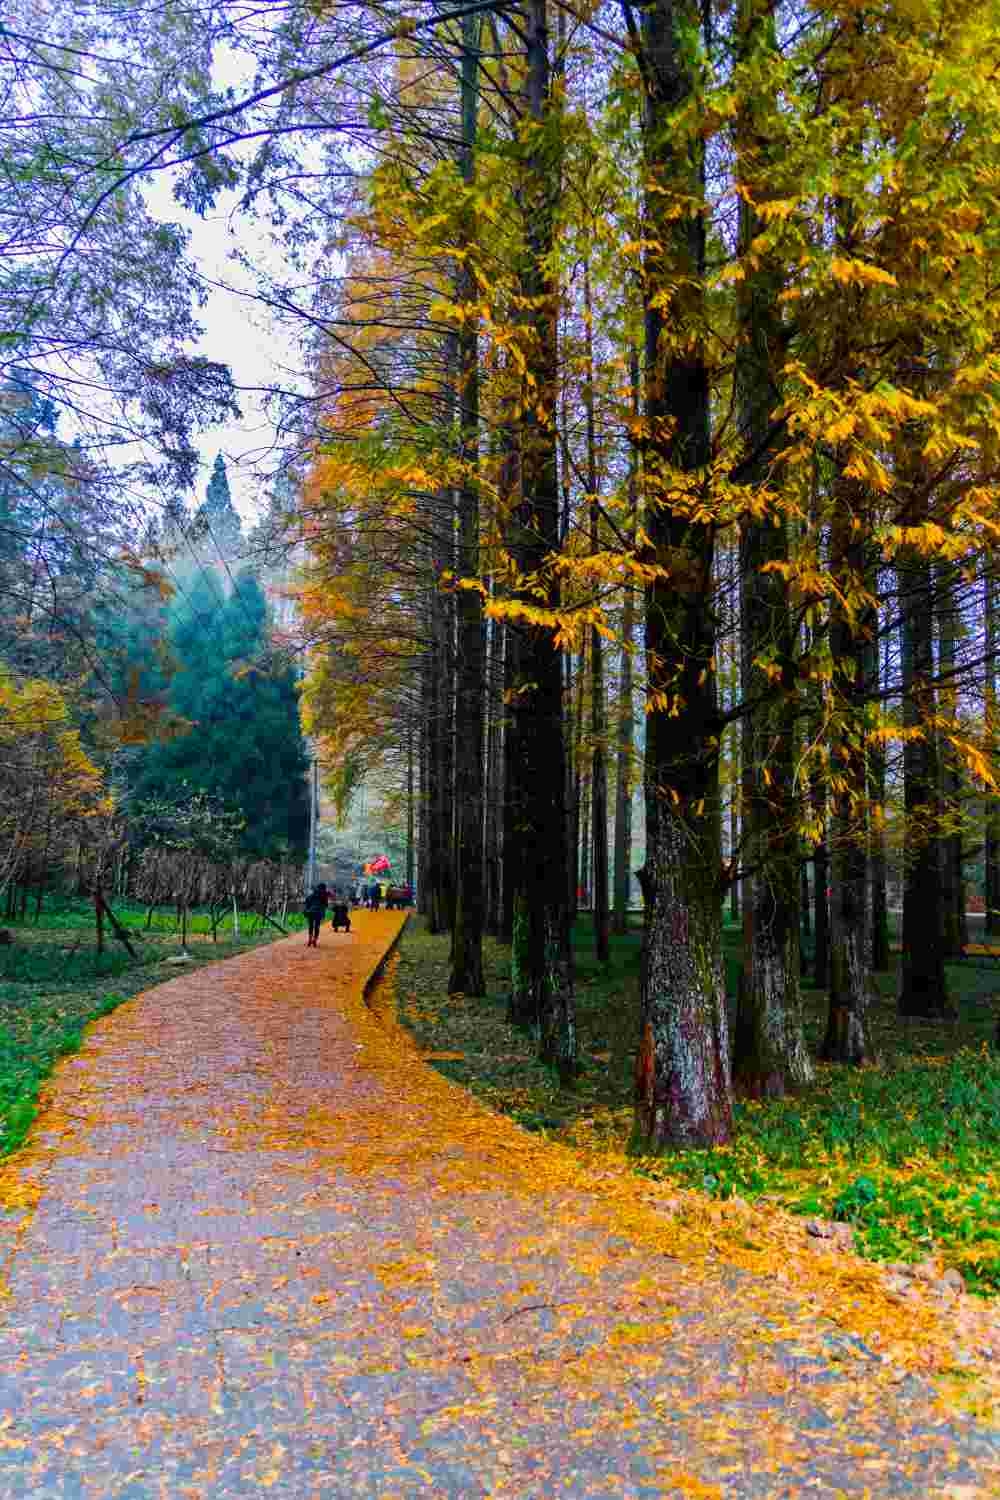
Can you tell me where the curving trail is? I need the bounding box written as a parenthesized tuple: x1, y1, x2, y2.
(0, 911, 996, 1498)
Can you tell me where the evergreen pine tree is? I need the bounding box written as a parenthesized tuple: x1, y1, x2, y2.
(192, 453, 243, 559)
(129, 565, 309, 856)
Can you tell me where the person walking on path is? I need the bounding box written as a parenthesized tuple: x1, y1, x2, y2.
(304, 881, 329, 946)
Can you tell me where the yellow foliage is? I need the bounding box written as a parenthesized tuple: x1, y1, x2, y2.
(0, 671, 108, 885)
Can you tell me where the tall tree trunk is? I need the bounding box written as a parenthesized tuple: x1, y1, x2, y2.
(611, 597, 635, 935)
(897, 544, 951, 1017)
(820, 176, 872, 1064)
(505, 0, 576, 1079)
(418, 659, 432, 916)
(501, 619, 520, 946)
(612, 348, 639, 936)
(578, 663, 590, 906)
(570, 652, 585, 919)
(869, 750, 890, 971)
(730, 0, 811, 1098)
(406, 714, 415, 893)
(427, 336, 458, 936)
(867, 607, 889, 972)
(821, 501, 872, 1062)
(937, 562, 966, 956)
(631, 0, 732, 1149)
(985, 560, 1000, 937)
(484, 612, 504, 935)
(584, 260, 610, 961)
(449, 13, 486, 995)
(729, 722, 741, 924)
(496, 369, 521, 947)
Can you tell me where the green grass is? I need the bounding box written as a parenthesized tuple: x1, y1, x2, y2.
(5, 894, 305, 939)
(395, 913, 1000, 1295)
(0, 900, 294, 1159)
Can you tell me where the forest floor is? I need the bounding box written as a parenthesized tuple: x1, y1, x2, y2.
(0, 911, 996, 1496)
(394, 916, 1000, 1293)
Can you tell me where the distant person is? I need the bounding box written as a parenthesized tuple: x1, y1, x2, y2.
(304, 882, 329, 947)
(370, 882, 381, 912)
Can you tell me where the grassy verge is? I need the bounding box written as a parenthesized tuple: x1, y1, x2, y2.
(396, 915, 1000, 1295)
(0, 897, 295, 1157)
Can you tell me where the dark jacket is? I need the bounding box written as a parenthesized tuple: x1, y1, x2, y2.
(305, 884, 329, 917)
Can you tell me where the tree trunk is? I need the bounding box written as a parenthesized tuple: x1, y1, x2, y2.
(406, 714, 415, 893)
(986, 561, 1000, 936)
(428, 342, 457, 936)
(821, 507, 872, 1063)
(869, 660, 893, 972)
(484, 613, 504, 935)
(495, 364, 521, 946)
(501, 620, 520, 946)
(612, 593, 636, 935)
(612, 348, 639, 937)
(730, 0, 811, 1099)
(729, 740, 741, 923)
(632, 0, 732, 1149)
(449, 15, 486, 996)
(570, 651, 585, 919)
(897, 546, 951, 1017)
(578, 688, 590, 906)
(505, 0, 576, 1081)
(936, 562, 966, 956)
(584, 260, 610, 962)
(820, 176, 873, 1064)
(418, 662, 432, 917)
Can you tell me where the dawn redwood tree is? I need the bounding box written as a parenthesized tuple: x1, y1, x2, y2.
(612, 347, 640, 937)
(504, 0, 577, 1081)
(583, 261, 610, 964)
(986, 561, 1000, 936)
(448, 10, 486, 997)
(936, 561, 966, 958)
(821, 480, 873, 1064)
(730, 0, 812, 1099)
(896, 514, 951, 1018)
(628, 0, 732, 1149)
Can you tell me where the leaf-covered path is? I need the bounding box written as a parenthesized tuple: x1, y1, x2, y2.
(0, 912, 997, 1498)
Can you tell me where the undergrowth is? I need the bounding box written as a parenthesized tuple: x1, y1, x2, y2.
(395, 915, 1000, 1295)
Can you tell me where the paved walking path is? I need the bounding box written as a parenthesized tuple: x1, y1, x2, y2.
(0, 912, 997, 1498)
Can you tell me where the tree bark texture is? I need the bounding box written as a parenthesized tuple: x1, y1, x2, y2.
(584, 260, 610, 962)
(897, 547, 951, 1017)
(505, 0, 576, 1080)
(449, 15, 486, 996)
(986, 562, 1000, 936)
(936, 563, 966, 956)
(820, 499, 872, 1063)
(501, 620, 520, 947)
(868, 646, 889, 973)
(484, 613, 504, 935)
(427, 507, 456, 935)
(632, 0, 732, 1149)
(730, 0, 811, 1099)
(612, 348, 639, 936)
(612, 590, 636, 935)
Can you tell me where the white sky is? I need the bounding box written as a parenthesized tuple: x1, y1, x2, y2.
(141, 45, 311, 525)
